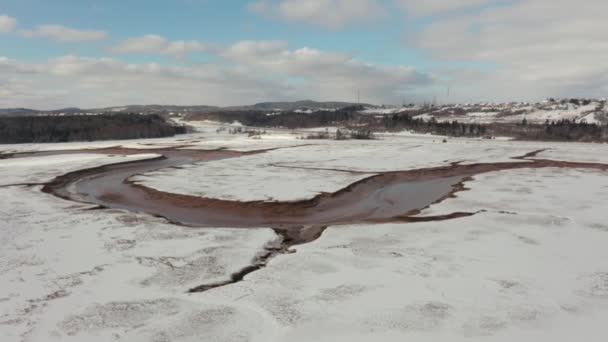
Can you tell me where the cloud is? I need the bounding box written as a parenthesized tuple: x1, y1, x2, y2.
(222, 40, 289, 58)
(111, 35, 209, 58)
(249, 0, 384, 29)
(0, 15, 17, 33)
(409, 0, 608, 102)
(0, 42, 434, 109)
(19, 24, 107, 42)
(0, 55, 292, 109)
(108, 38, 433, 105)
(394, 0, 495, 15)
(222, 40, 434, 102)
(111, 35, 168, 53)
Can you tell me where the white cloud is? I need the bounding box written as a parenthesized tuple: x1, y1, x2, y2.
(395, 0, 494, 15)
(111, 35, 209, 58)
(111, 35, 168, 53)
(223, 40, 288, 58)
(165, 40, 208, 55)
(222, 40, 433, 103)
(0, 15, 17, 33)
(0, 43, 433, 109)
(19, 24, 107, 42)
(249, 0, 384, 28)
(409, 0, 608, 102)
(109, 38, 433, 106)
(0, 55, 292, 109)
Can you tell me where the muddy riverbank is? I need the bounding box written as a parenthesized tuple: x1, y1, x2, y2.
(3, 147, 606, 238)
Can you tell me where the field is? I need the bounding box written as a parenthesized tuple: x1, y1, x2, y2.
(2, 121, 608, 341)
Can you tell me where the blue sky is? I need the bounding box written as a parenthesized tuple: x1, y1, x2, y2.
(1, 0, 607, 108)
(2, 0, 432, 66)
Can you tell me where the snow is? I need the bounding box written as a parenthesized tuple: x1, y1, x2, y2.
(292, 108, 337, 113)
(467, 111, 501, 117)
(579, 112, 600, 124)
(410, 101, 606, 124)
(205, 167, 608, 342)
(231, 139, 530, 173)
(3, 125, 608, 341)
(0, 185, 276, 342)
(0, 136, 198, 153)
(523, 103, 596, 122)
(131, 155, 373, 202)
(360, 107, 422, 115)
(294, 109, 314, 114)
(531, 144, 608, 163)
(359, 107, 401, 115)
(413, 113, 434, 121)
(132, 133, 608, 202)
(0, 153, 160, 186)
(300, 126, 340, 133)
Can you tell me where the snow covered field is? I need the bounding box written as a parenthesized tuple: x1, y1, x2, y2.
(0, 185, 276, 342)
(0, 154, 160, 186)
(2, 123, 608, 341)
(131, 154, 374, 202)
(234, 167, 608, 342)
(133, 136, 608, 202)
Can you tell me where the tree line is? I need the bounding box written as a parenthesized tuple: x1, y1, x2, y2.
(384, 114, 608, 142)
(186, 107, 608, 143)
(510, 119, 608, 142)
(185, 106, 362, 129)
(0, 113, 187, 144)
(383, 114, 487, 137)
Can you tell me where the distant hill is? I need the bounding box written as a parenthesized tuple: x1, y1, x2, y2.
(0, 108, 40, 116)
(361, 98, 608, 125)
(45, 107, 83, 114)
(3, 99, 608, 125)
(0, 101, 365, 116)
(245, 100, 370, 111)
(0, 105, 220, 116)
(93, 105, 220, 114)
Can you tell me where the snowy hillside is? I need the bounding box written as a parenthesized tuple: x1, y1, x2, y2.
(361, 99, 608, 124)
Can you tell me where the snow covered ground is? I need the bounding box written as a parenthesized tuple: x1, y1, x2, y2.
(0, 185, 276, 342)
(0, 153, 160, 186)
(131, 156, 374, 202)
(219, 167, 608, 342)
(2, 123, 608, 341)
(133, 136, 608, 202)
(0, 136, 200, 153)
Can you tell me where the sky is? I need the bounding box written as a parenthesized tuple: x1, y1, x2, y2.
(1, 0, 607, 109)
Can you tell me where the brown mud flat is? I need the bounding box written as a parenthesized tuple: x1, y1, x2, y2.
(4, 146, 608, 292)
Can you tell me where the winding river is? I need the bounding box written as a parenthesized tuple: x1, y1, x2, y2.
(4, 145, 608, 291)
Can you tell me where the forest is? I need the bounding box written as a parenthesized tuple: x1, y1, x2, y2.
(0, 113, 187, 144)
(383, 114, 487, 137)
(383, 114, 608, 142)
(185, 106, 361, 129)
